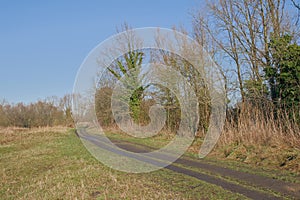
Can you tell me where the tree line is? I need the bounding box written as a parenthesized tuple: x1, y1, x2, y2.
(0, 95, 73, 128)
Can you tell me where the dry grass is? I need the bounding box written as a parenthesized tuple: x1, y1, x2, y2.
(0, 126, 69, 146)
(0, 128, 246, 199)
(209, 104, 300, 173)
(219, 105, 300, 147)
(0, 126, 69, 134)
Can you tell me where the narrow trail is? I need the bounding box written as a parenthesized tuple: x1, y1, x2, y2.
(77, 129, 300, 199)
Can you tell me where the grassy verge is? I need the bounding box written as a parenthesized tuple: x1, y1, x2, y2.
(0, 127, 247, 199)
(104, 129, 300, 184)
(173, 162, 286, 199)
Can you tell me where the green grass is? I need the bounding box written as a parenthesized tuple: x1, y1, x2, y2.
(0, 127, 248, 199)
(104, 130, 173, 149)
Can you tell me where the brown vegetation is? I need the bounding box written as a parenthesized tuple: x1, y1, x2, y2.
(0, 95, 74, 128)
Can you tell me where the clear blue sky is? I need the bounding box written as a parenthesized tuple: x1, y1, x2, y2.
(0, 0, 200, 104)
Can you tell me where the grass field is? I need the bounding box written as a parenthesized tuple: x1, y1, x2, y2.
(0, 127, 249, 199)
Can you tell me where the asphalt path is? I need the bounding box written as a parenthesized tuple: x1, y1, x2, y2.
(77, 129, 300, 199)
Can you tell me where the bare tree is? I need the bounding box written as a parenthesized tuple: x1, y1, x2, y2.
(193, 0, 299, 103)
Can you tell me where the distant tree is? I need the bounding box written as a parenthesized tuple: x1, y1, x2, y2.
(0, 96, 76, 128)
(59, 94, 74, 126)
(0, 100, 8, 127)
(95, 87, 113, 126)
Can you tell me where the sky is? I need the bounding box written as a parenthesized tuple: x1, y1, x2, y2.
(0, 0, 200, 104)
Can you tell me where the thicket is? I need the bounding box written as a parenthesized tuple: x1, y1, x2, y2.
(0, 95, 73, 128)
